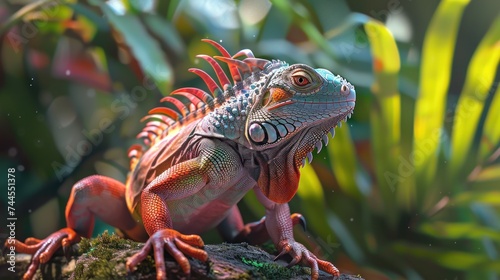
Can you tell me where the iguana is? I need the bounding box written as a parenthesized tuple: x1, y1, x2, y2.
(9, 39, 356, 280)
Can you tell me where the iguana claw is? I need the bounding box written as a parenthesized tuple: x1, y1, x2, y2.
(275, 239, 340, 280)
(5, 227, 80, 280)
(291, 213, 307, 231)
(126, 228, 208, 280)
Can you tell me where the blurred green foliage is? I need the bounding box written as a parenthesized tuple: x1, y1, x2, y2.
(1, 0, 499, 279)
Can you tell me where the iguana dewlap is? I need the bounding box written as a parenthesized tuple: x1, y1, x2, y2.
(10, 39, 355, 280)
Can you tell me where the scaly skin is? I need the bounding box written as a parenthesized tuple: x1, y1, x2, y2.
(8, 39, 355, 280)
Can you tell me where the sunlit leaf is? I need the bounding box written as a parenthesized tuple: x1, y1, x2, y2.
(392, 242, 500, 271)
(69, 10, 98, 42)
(453, 191, 500, 206)
(297, 164, 331, 238)
(99, 2, 172, 94)
(1, 1, 76, 36)
(0, 0, 53, 34)
(323, 13, 385, 86)
(413, 0, 470, 186)
(298, 164, 365, 262)
(449, 14, 500, 178)
(327, 126, 360, 198)
(469, 164, 500, 183)
(364, 21, 404, 215)
(420, 222, 500, 241)
(364, 21, 400, 76)
(479, 86, 500, 162)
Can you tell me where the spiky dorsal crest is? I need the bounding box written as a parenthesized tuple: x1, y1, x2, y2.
(129, 40, 271, 160)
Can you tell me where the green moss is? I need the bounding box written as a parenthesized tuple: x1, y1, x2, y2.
(241, 256, 308, 279)
(133, 254, 157, 276)
(78, 230, 131, 256)
(74, 231, 147, 279)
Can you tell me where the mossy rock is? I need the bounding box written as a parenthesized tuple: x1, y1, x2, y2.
(1, 232, 364, 279)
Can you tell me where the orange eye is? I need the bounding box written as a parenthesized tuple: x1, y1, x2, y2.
(292, 75, 310, 86)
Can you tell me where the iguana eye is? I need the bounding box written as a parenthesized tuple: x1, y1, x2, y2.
(292, 76, 310, 86)
(291, 70, 312, 87)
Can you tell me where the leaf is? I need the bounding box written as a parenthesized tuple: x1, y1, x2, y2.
(470, 203, 500, 230)
(327, 126, 360, 198)
(420, 222, 500, 242)
(142, 14, 184, 56)
(392, 242, 500, 271)
(99, 1, 172, 95)
(479, 86, 500, 162)
(272, 0, 333, 57)
(326, 211, 365, 263)
(364, 21, 405, 215)
(413, 0, 471, 186)
(470, 164, 500, 183)
(453, 191, 500, 206)
(68, 3, 109, 32)
(128, 0, 157, 13)
(165, 0, 181, 21)
(308, 0, 351, 31)
(449, 14, 500, 178)
(297, 164, 365, 262)
(296, 164, 331, 238)
(364, 21, 400, 76)
(259, 4, 292, 41)
(0, 0, 52, 35)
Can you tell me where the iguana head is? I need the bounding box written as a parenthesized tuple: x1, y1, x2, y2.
(235, 61, 355, 203)
(244, 62, 356, 166)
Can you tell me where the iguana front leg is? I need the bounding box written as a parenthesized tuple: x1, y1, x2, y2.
(254, 186, 340, 279)
(126, 139, 243, 279)
(126, 157, 210, 278)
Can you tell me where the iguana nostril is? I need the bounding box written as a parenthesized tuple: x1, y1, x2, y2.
(341, 84, 349, 95)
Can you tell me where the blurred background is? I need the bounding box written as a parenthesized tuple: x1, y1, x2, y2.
(1, 0, 500, 279)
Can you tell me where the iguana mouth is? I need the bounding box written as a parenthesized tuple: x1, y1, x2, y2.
(267, 94, 355, 112)
(267, 99, 295, 111)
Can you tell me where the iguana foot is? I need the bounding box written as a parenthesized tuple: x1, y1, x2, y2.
(4, 227, 80, 280)
(275, 239, 339, 280)
(126, 228, 208, 280)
